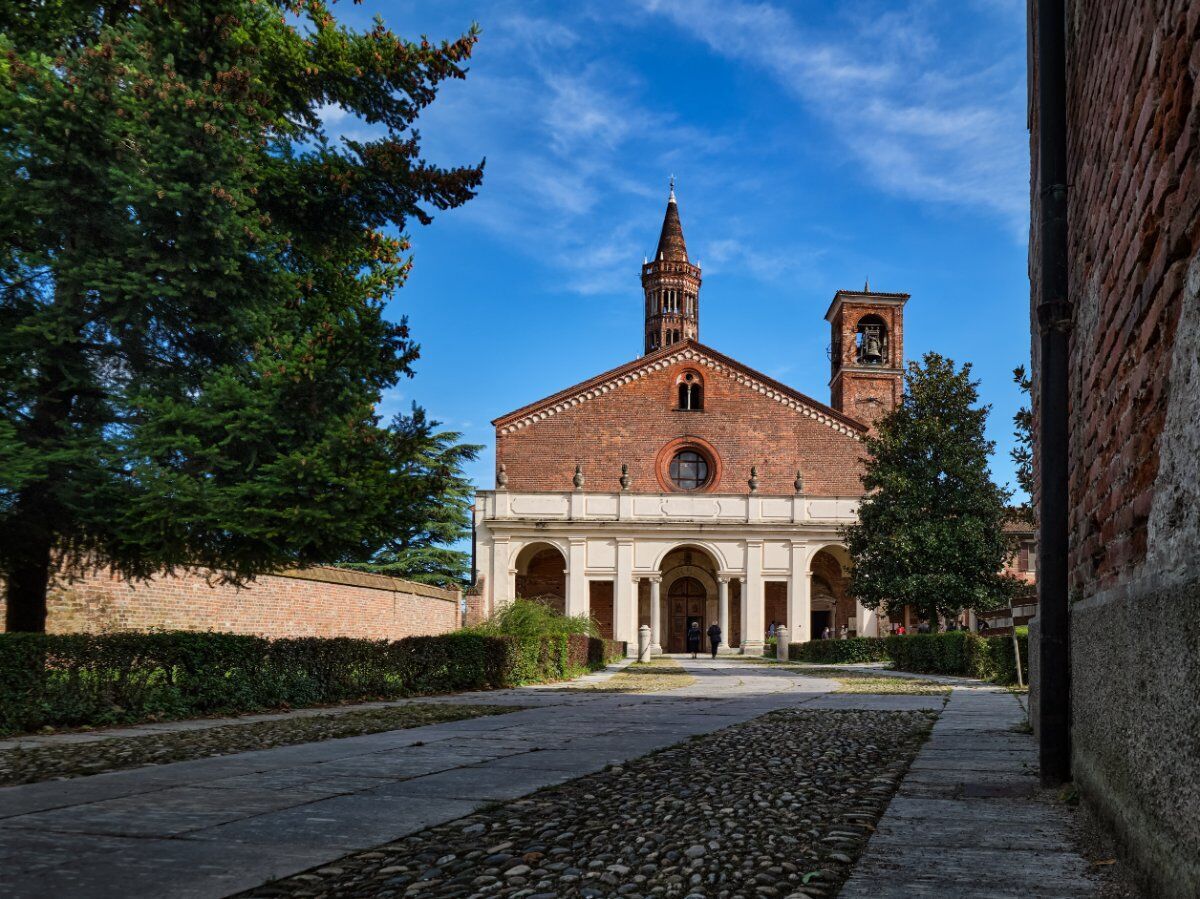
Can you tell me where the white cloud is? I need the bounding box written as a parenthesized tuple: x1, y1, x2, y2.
(641, 0, 1029, 236)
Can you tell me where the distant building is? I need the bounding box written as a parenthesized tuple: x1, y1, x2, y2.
(473, 186, 910, 653)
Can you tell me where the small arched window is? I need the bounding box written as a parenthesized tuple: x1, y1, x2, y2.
(676, 372, 703, 411)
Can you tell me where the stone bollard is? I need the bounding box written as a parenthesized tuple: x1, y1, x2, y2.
(637, 624, 651, 662)
(776, 626, 790, 661)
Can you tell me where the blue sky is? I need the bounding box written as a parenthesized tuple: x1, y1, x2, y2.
(332, 0, 1032, 498)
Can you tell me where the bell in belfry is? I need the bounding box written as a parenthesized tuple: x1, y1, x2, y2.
(862, 330, 883, 364)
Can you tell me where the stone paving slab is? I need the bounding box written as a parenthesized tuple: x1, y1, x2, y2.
(840, 685, 1099, 899)
(0, 658, 832, 899)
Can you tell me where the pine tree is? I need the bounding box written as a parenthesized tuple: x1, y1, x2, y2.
(846, 353, 1021, 625)
(343, 407, 481, 588)
(0, 3, 483, 630)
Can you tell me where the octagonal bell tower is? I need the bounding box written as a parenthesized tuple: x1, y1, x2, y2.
(642, 181, 702, 354)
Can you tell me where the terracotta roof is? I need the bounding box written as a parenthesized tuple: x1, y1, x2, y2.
(655, 191, 689, 262)
(492, 338, 868, 436)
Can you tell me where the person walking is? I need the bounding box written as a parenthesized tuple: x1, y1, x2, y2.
(686, 621, 702, 659)
(706, 622, 722, 659)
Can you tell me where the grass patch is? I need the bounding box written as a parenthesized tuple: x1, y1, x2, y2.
(556, 657, 697, 693)
(0, 702, 518, 786)
(746, 658, 951, 695)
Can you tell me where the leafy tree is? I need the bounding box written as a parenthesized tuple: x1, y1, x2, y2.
(0, 2, 483, 630)
(342, 407, 481, 588)
(846, 353, 1021, 626)
(1010, 364, 1034, 522)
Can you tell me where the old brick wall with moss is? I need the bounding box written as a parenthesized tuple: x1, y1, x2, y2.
(1028, 2, 1200, 895)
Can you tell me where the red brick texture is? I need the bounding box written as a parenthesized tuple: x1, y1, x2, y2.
(494, 342, 868, 496)
(589, 581, 614, 639)
(0, 567, 461, 639)
(827, 294, 907, 431)
(1029, 1, 1200, 593)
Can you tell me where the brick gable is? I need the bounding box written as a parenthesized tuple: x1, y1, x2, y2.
(494, 341, 867, 496)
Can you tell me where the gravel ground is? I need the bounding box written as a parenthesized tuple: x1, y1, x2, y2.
(0, 703, 517, 786)
(555, 658, 697, 694)
(242, 707, 936, 899)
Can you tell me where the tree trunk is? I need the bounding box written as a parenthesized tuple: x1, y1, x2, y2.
(4, 540, 52, 632)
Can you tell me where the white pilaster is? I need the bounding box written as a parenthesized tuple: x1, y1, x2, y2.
(566, 537, 588, 617)
(615, 539, 636, 654)
(742, 540, 765, 654)
(648, 576, 663, 655)
(789, 542, 812, 643)
(855, 600, 878, 637)
(717, 576, 731, 652)
(491, 538, 512, 608)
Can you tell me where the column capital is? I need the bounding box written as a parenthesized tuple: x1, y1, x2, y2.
(646, 574, 663, 584)
(568, 535, 588, 546)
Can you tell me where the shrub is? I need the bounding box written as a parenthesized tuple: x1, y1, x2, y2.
(465, 597, 598, 639)
(0, 629, 625, 736)
(788, 637, 889, 664)
(885, 631, 1029, 685)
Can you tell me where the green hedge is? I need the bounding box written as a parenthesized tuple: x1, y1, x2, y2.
(783, 632, 1028, 685)
(884, 632, 1029, 684)
(788, 637, 889, 664)
(0, 630, 626, 736)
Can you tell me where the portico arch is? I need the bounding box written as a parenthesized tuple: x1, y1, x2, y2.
(809, 544, 856, 638)
(513, 541, 567, 613)
(655, 545, 721, 653)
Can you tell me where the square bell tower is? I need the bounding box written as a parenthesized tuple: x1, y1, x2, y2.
(826, 284, 909, 430)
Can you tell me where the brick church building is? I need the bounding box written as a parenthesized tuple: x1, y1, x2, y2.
(473, 187, 908, 654)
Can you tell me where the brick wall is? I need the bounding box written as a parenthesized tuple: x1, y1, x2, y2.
(828, 298, 906, 430)
(496, 355, 866, 496)
(0, 566, 461, 639)
(1029, 3, 1200, 895)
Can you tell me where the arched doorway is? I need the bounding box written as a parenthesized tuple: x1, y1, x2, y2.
(667, 576, 707, 653)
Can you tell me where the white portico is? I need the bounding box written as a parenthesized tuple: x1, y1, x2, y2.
(473, 489, 881, 655)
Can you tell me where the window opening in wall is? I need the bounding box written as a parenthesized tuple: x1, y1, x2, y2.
(669, 449, 710, 490)
(677, 372, 703, 410)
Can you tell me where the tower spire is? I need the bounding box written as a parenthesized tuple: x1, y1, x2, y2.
(641, 185, 701, 354)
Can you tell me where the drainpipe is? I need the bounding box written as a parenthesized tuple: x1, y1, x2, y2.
(1035, 0, 1072, 785)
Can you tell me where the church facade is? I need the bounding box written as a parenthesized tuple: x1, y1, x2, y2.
(473, 189, 908, 655)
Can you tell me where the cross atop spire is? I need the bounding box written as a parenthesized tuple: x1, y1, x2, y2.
(668, 175, 676, 202)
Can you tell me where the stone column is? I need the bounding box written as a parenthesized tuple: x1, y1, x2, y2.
(742, 540, 765, 655)
(855, 600, 878, 638)
(566, 537, 588, 618)
(788, 543, 811, 643)
(615, 539, 636, 656)
(717, 576, 731, 653)
(649, 576, 663, 656)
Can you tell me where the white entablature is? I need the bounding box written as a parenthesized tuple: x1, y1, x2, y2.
(474, 489, 878, 656)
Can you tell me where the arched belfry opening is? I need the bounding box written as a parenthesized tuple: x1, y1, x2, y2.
(855, 314, 889, 365)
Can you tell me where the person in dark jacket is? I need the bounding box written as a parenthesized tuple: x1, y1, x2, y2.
(706, 622, 722, 658)
(686, 621, 702, 658)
